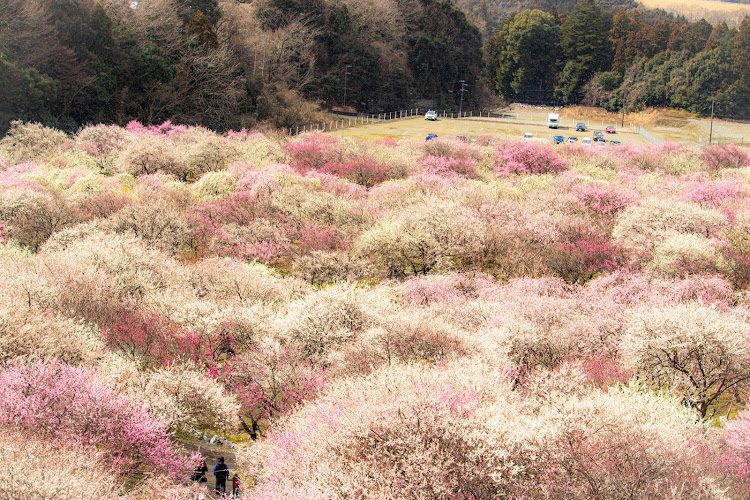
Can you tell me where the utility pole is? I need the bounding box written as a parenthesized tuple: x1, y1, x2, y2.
(458, 80, 468, 117)
(343, 65, 352, 107)
(709, 98, 715, 145)
(621, 91, 626, 128)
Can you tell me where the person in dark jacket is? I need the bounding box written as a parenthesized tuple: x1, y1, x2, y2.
(214, 457, 229, 495)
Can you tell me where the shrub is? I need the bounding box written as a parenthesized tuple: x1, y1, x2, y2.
(0, 300, 105, 365)
(279, 284, 376, 363)
(721, 244, 750, 290)
(702, 144, 750, 172)
(0, 189, 79, 251)
(345, 313, 468, 374)
(322, 155, 389, 187)
(355, 196, 481, 277)
(188, 257, 306, 306)
(720, 408, 750, 497)
(221, 340, 325, 439)
(681, 180, 744, 207)
(240, 361, 711, 499)
(0, 360, 188, 479)
(142, 363, 240, 432)
(620, 305, 750, 417)
(75, 124, 132, 157)
(420, 155, 479, 178)
(497, 315, 581, 369)
(107, 195, 196, 256)
(292, 249, 375, 285)
(622, 142, 702, 175)
(0, 429, 119, 499)
(73, 190, 132, 220)
(400, 273, 495, 306)
(41, 228, 182, 322)
(546, 226, 625, 284)
(193, 171, 237, 200)
(612, 198, 728, 256)
(282, 134, 342, 173)
(652, 233, 719, 277)
(179, 128, 239, 176)
(101, 311, 215, 369)
(0, 121, 68, 162)
(494, 140, 568, 176)
(577, 183, 637, 217)
(116, 134, 187, 178)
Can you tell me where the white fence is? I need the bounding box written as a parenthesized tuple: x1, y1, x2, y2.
(287, 108, 495, 136)
(637, 126, 664, 144)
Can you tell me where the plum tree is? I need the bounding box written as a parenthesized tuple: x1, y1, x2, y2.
(620, 304, 750, 418)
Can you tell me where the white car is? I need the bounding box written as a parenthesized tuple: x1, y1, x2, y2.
(425, 110, 438, 121)
(581, 137, 592, 146)
(523, 133, 533, 140)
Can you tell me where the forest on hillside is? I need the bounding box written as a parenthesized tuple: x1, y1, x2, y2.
(0, 0, 748, 135)
(0, 0, 484, 134)
(486, 0, 750, 118)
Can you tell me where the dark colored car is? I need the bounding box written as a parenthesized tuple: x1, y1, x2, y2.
(610, 140, 621, 145)
(606, 126, 616, 134)
(593, 131, 604, 142)
(553, 135, 564, 144)
(576, 122, 587, 132)
(426, 133, 438, 141)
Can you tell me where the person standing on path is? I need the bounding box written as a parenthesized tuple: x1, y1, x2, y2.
(232, 473, 241, 497)
(214, 457, 229, 495)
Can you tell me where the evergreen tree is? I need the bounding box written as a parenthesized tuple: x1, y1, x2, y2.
(557, 0, 612, 102)
(487, 10, 561, 102)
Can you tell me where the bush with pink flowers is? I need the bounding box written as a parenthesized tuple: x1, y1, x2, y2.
(702, 144, 750, 172)
(0, 360, 188, 479)
(494, 140, 568, 175)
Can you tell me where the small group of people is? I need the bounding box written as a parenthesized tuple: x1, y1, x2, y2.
(191, 457, 240, 497)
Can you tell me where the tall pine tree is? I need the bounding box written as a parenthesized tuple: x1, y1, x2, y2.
(557, 0, 611, 102)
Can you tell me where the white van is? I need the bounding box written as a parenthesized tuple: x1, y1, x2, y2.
(547, 113, 559, 129)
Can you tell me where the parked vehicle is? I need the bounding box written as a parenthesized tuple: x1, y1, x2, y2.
(567, 136, 578, 143)
(426, 133, 438, 140)
(548, 113, 560, 129)
(576, 122, 587, 132)
(553, 135, 564, 144)
(523, 132, 533, 140)
(606, 126, 616, 134)
(593, 131, 604, 142)
(610, 139, 621, 145)
(425, 110, 438, 121)
(581, 137, 592, 146)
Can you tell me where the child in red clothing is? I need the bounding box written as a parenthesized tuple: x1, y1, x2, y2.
(232, 473, 240, 497)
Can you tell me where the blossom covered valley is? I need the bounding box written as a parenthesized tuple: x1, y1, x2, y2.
(2, 120, 750, 498)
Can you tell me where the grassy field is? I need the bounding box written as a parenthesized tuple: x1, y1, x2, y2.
(637, 0, 750, 25)
(328, 113, 646, 145)
(325, 104, 750, 146)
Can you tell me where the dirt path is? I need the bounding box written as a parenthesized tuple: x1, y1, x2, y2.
(181, 437, 241, 499)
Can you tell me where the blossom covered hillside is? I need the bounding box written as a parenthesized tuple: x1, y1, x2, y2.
(1, 120, 750, 498)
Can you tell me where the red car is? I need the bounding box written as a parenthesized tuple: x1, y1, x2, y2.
(606, 126, 616, 134)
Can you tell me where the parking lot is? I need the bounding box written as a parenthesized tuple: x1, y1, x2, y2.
(329, 113, 647, 145)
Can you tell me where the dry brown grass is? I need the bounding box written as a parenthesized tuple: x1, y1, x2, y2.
(637, 0, 750, 26)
